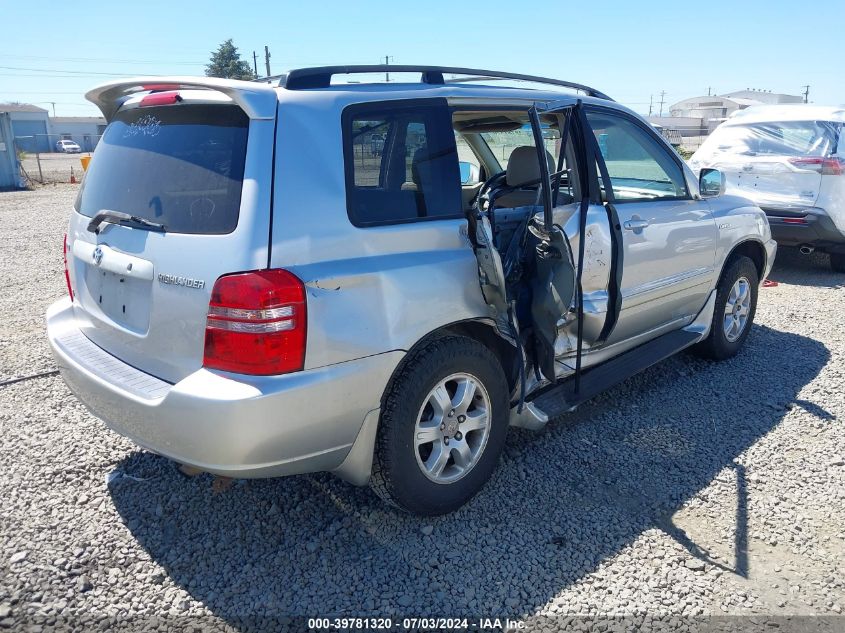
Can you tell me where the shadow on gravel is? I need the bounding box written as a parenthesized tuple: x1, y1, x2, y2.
(110, 323, 828, 627)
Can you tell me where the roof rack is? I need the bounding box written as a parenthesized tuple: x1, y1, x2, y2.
(280, 65, 613, 101)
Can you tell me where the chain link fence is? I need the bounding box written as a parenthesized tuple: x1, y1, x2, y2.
(14, 134, 102, 185)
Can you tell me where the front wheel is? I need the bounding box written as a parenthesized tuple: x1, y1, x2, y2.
(692, 256, 758, 361)
(370, 335, 509, 515)
(830, 253, 845, 273)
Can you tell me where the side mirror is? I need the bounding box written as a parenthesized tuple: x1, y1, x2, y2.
(699, 168, 725, 198)
(459, 161, 480, 185)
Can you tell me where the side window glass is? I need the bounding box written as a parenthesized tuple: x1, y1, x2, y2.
(455, 134, 481, 184)
(350, 119, 389, 187)
(587, 111, 688, 202)
(345, 101, 462, 226)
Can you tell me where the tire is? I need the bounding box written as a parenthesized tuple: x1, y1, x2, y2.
(370, 335, 509, 515)
(692, 255, 758, 361)
(830, 253, 845, 273)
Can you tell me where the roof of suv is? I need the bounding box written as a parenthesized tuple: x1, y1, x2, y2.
(85, 68, 638, 122)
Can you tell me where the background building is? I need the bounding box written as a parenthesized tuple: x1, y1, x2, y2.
(0, 104, 107, 154)
(648, 89, 805, 150)
(1, 103, 51, 153)
(49, 117, 107, 152)
(0, 112, 23, 188)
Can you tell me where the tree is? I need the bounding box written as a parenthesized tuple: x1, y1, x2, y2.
(205, 39, 255, 80)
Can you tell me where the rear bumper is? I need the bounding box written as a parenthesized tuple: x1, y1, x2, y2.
(764, 207, 845, 254)
(47, 297, 402, 479)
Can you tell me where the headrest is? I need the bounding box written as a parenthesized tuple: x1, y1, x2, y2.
(506, 145, 555, 187)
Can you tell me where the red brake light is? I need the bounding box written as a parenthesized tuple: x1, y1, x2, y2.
(63, 234, 74, 301)
(789, 156, 844, 175)
(139, 91, 182, 107)
(203, 270, 306, 375)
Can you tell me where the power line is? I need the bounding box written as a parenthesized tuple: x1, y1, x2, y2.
(0, 65, 157, 77)
(0, 52, 205, 65)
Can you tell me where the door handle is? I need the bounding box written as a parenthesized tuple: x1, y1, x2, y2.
(623, 218, 650, 231)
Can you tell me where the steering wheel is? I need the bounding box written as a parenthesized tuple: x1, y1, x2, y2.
(474, 170, 507, 212)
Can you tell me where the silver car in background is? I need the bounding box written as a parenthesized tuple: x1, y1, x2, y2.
(47, 66, 775, 515)
(691, 105, 845, 272)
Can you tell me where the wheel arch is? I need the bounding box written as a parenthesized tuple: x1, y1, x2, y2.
(722, 239, 767, 283)
(382, 319, 519, 408)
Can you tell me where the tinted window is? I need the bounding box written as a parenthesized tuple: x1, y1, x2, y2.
(698, 121, 838, 158)
(75, 104, 248, 234)
(344, 101, 462, 226)
(587, 111, 688, 202)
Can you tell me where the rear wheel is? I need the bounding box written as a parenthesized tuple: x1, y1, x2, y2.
(370, 335, 509, 515)
(830, 253, 845, 273)
(692, 256, 758, 360)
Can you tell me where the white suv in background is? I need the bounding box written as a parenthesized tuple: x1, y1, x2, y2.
(56, 139, 82, 153)
(691, 106, 845, 272)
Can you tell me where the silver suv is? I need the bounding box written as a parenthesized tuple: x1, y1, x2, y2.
(47, 66, 776, 515)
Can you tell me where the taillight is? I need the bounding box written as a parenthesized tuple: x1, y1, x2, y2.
(63, 234, 74, 301)
(203, 270, 306, 375)
(788, 157, 844, 175)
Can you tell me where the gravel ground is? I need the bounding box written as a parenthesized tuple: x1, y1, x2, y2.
(1, 184, 843, 631)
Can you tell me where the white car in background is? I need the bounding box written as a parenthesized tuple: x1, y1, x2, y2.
(56, 139, 82, 153)
(690, 106, 845, 272)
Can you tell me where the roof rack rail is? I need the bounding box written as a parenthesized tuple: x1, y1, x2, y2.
(281, 65, 613, 101)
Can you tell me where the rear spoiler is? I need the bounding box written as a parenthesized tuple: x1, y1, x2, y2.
(85, 76, 279, 122)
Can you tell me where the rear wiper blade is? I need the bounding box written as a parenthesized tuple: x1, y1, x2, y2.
(87, 210, 166, 234)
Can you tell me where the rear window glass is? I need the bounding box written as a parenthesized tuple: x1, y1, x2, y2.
(343, 100, 462, 226)
(700, 121, 837, 158)
(75, 104, 249, 234)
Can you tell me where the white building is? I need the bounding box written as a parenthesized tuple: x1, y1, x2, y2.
(649, 89, 805, 148)
(49, 116, 107, 152)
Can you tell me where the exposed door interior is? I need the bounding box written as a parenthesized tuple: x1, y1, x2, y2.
(456, 104, 603, 386)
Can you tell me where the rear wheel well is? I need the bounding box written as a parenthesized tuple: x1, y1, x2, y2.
(414, 321, 519, 393)
(439, 321, 520, 395)
(380, 321, 519, 419)
(724, 240, 766, 282)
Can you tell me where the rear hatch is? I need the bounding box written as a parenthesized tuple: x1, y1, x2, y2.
(66, 84, 277, 383)
(692, 119, 837, 211)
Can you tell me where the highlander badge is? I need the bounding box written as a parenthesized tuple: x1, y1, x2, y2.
(158, 273, 205, 289)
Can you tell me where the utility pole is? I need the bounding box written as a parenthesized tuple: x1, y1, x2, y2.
(384, 55, 393, 82)
(253, 51, 259, 77)
(648, 95, 653, 116)
(264, 46, 272, 78)
(658, 90, 666, 117)
(48, 102, 56, 117)
(707, 86, 712, 96)
(802, 84, 810, 103)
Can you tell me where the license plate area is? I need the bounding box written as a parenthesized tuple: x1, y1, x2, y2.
(85, 267, 151, 333)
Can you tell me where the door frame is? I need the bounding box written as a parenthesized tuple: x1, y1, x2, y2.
(529, 100, 626, 389)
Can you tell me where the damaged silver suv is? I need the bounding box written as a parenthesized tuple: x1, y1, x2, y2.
(47, 66, 776, 515)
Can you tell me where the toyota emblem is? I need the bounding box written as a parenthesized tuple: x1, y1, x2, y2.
(92, 246, 103, 265)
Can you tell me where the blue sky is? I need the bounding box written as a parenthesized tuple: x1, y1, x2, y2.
(1, 0, 842, 117)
